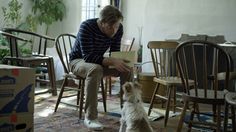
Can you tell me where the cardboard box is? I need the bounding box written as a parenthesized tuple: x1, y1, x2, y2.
(0, 114, 33, 132)
(0, 64, 35, 132)
(110, 51, 136, 67)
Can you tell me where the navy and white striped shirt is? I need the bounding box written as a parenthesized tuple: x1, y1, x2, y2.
(69, 18, 123, 65)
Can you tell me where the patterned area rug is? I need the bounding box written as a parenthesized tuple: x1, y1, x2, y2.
(34, 108, 120, 132)
(184, 112, 233, 132)
(34, 92, 178, 132)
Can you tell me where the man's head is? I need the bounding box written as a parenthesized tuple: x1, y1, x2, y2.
(98, 5, 123, 38)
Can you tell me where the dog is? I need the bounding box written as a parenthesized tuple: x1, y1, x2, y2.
(119, 82, 153, 132)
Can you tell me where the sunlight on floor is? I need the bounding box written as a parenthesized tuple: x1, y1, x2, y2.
(36, 107, 54, 117)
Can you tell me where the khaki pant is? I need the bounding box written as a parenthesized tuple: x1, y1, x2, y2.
(70, 59, 133, 120)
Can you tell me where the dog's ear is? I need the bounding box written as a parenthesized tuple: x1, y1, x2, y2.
(134, 81, 141, 89)
(123, 82, 132, 93)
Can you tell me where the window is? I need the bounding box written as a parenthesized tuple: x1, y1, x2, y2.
(81, 0, 110, 22)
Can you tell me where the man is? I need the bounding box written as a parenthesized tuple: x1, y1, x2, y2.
(69, 5, 133, 130)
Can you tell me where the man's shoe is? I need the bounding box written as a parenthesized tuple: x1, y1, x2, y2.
(84, 118, 104, 130)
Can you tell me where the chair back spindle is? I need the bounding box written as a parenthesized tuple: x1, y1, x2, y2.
(148, 41, 178, 78)
(55, 33, 76, 74)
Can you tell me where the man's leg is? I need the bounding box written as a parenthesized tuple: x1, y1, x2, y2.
(103, 67, 133, 107)
(70, 59, 104, 130)
(103, 67, 133, 85)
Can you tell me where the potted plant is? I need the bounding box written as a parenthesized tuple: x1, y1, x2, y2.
(30, 0, 66, 35)
(0, 0, 34, 63)
(0, 0, 66, 63)
(0, 0, 22, 63)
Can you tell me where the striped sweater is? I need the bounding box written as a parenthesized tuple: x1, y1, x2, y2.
(69, 18, 123, 65)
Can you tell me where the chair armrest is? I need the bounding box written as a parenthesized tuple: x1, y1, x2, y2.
(0, 31, 28, 42)
(3, 28, 55, 41)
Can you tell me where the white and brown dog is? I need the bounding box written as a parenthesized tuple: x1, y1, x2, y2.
(119, 82, 153, 132)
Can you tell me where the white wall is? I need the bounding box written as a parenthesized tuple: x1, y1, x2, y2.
(49, 0, 81, 38)
(47, 0, 81, 80)
(122, 0, 236, 72)
(121, 0, 147, 51)
(0, 0, 32, 28)
(46, 0, 81, 56)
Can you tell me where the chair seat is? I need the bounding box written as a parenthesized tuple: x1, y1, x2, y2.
(182, 88, 226, 105)
(153, 76, 194, 86)
(4, 55, 51, 61)
(4, 56, 53, 67)
(225, 92, 236, 105)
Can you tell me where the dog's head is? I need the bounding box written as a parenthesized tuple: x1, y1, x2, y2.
(122, 81, 142, 103)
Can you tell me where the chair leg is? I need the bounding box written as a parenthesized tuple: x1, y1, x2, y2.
(231, 105, 235, 132)
(216, 105, 221, 132)
(76, 81, 81, 111)
(195, 103, 201, 121)
(54, 78, 67, 112)
(109, 76, 112, 95)
(164, 86, 172, 127)
(48, 58, 57, 96)
(188, 103, 197, 132)
(177, 100, 189, 132)
(223, 102, 229, 132)
(173, 87, 176, 113)
(103, 77, 107, 97)
(120, 84, 124, 108)
(100, 79, 107, 112)
(79, 79, 85, 119)
(148, 83, 160, 116)
(213, 104, 217, 122)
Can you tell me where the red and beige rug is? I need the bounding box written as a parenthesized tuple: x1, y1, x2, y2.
(34, 93, 171, 132)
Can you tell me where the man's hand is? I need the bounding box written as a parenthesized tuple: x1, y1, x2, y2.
(102, 57, 131, 72)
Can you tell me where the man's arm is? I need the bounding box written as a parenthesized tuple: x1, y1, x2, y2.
(79, 21, 104, 65)
(102, 57, 131, 72)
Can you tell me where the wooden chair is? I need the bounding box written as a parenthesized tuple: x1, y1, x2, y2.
(147, 41, 190, 127)
(175, 40, 231, 132)
(0, 31, 28, 42)
(105, 37, 135, 96)
(0, 31, 28, 62)
(54, 33, 107, 119)
(2, 28, 57, 96)
(224, 92, 236, 132)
